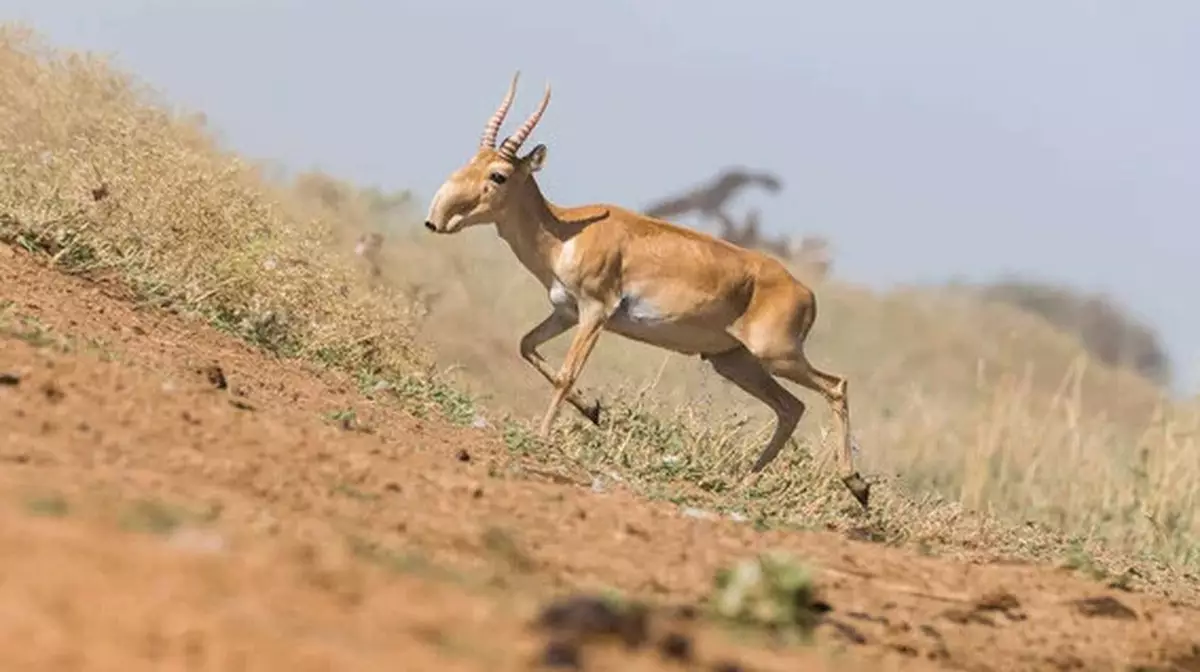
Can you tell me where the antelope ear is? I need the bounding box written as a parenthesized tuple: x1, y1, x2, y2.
(524, 144, 548, 173)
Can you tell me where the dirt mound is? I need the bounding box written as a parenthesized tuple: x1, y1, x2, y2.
(4, 237, 1200, 671)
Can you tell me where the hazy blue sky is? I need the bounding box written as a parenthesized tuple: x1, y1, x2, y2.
(6, 1, 1199, 392)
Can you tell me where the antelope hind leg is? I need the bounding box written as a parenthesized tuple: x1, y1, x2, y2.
(765, 355, 870, 510)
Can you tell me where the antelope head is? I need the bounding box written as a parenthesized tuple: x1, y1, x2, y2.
(424, 72, 551, 235)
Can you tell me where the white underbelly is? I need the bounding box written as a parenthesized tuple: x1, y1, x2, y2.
(607, 291, 739, 354)
(547, 280, 740, 355)
(606, 318, 739, 355)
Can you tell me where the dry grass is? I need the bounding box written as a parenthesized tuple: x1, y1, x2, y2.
(0, 26, 426, 378)
(4, 23, 1200, 575)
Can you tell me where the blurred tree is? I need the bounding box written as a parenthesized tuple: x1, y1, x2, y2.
(642, 167, 782, 239)
(977, 277, 1173, 386)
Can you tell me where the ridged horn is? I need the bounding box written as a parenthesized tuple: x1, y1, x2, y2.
(480, 71, 520, 149)
(497, 82, 551, 160)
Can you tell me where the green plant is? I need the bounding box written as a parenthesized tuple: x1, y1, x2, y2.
(708, 552, 825, 643)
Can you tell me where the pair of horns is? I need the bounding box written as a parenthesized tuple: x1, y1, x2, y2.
(479, 71, 551, 160)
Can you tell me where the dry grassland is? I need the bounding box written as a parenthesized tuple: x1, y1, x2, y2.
(4, 21, 1200, 583)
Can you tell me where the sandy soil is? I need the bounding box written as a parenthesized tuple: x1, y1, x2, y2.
(2, 242, 1200, 671)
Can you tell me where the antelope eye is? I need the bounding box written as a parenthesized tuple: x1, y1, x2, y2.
(489, 171, 508, 185)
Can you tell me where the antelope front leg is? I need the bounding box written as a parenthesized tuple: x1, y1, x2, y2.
(519, 311, 602, 424)
(538, 306, 607, 437)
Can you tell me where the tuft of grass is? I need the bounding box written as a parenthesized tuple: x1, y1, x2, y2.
(0, 309, 68, 351)
(331, 483, 381, 502)
(345, 534, 472, 586)
(356, 369, 478, 425)
(119, 499, 186, 535)
(1, 304, 120, 361)
(117, 498, 215, 535)
(24, 493, 70, 517)
(708, 552, 825, 644)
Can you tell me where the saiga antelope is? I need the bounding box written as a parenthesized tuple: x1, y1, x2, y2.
(422, 73, 870, 508)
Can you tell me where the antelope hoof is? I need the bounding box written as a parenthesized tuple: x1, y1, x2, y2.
(842, 472, 871, 510)
(580, 399, 601, 425)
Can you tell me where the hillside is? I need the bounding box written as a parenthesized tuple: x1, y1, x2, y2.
(313, 174, 1196, 559)
(3, 24, 1200, 670)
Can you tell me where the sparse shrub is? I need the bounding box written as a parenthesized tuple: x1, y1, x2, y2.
(708, 552, 826, 642)
(976, 277, 1172, 386)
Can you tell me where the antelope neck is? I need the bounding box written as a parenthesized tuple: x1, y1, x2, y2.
(494, 179, 573, 288)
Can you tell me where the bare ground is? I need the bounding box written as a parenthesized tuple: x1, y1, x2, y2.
(2, 243, 1200, 672)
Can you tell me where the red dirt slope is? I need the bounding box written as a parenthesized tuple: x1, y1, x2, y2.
(2, 242, 1200, 671)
